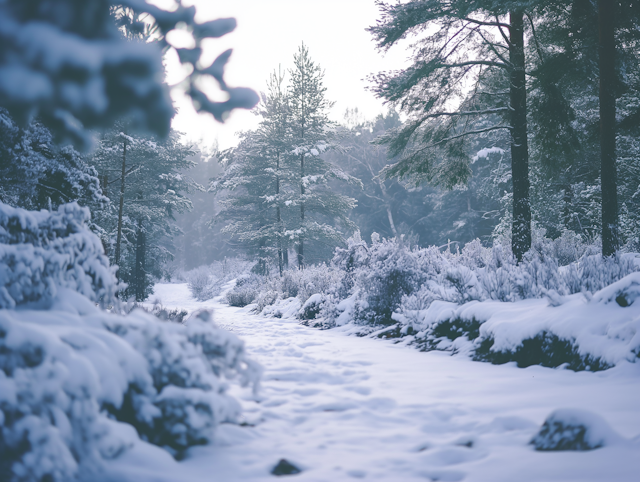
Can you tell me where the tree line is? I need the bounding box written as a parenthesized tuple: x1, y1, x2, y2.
(369, 0, 640, 260)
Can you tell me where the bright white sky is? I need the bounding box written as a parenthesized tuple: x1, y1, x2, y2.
(160, 0, 409, 150)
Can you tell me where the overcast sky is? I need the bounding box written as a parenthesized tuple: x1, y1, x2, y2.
(161, 0, 409, 150)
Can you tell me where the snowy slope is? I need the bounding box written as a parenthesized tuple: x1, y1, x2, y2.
(102, 283, 640, 482)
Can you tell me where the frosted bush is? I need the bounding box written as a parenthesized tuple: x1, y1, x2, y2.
(0, 202, 117, 309)
(352, 238, 428, 325)
(0, 202, 261, 481)
(186, 258, 253, 301)
(226, 274, 262, 307)
(187, 267, 215, 301)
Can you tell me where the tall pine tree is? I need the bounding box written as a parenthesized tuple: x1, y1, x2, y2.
(369, 0, 536, 260)
(288, 44, 360, 268)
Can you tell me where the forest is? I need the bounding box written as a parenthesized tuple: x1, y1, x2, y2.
(0, 1, 639, 481)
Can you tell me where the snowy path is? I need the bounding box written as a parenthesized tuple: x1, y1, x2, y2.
(114, 284, 640, 481)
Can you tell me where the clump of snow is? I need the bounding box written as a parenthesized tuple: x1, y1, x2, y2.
(530, 408, 626, 451)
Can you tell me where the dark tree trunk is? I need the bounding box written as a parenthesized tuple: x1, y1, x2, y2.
(598, 0, 619, 257)
(276, 152, 284, 276)
(298, 153, 305, 269)
(509, 11, 532, 262)
(115, 138, 127, 272)
(563, 182, 573, 230)
(134, 220, 146, 301)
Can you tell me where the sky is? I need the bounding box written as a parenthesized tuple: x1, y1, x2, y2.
(160, 0, 410, 150)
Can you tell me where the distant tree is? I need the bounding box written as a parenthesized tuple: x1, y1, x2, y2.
(90, 124, 198, 299)
(0, 0, 258, 148)
(288, 44, 360, 268)
(369, 0, 536, 261)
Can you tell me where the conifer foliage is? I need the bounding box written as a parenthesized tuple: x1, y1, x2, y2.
(213, 45, 360, 271)
(369, 0, 536, 261)
(89, 124, 199, 300)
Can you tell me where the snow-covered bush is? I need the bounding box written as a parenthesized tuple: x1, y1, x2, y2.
(0, 202, 261, 481)
(225, 263, 343, 316)
(226, 274, 262, 307)
(185, 258, 253, 301)
(530, 409, 625, 451)
(187, 267, 215, 302)
(0, 202, 117, 309)
(351, 238, 431, 325)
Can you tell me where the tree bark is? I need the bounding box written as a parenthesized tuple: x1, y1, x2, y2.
(599, 0, 619, 257)
(114, 138, 127, 272)
(276, 152, 284, 276)
(509, 11, 532, 262)
(134, 219, 146, 301)
(298, 152, 305, 269)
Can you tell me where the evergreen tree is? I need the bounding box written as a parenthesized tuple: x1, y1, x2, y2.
(212, 69, 297, 275)
(288, 44, 360, 268)
(213, 51, 360, 270)
(369, 0, 536, 260)
(0, 108, 106, 213)
(90, 124, 198, 299)
(526, 1, 640, 253)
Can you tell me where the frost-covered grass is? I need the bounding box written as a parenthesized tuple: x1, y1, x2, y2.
(234, 232, 640, 371)
(0, 202, 261, 482)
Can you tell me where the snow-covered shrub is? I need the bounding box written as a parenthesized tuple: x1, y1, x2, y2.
(530, 409, 624, 451)
(104, 308, 260, 454)
(331, 231, 369, 298)
(299, 293, 324, 321)
(352, 238, 429, 325)
(187, 267, 215, 301)
(0, 202, 117, 309)
(0, 203, 261, 481)
(185, 258, 253, 301)
(226, 274, 262, 307)
(127, 301, 188, 324)
(0, 291, 261, 480)
(575, 254, 637, 294)
(229, 264, 342, 316)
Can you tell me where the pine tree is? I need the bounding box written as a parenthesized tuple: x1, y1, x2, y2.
(90, 125, 198, 299)
(212, 69, 297, 274)
(0, 109, 105, 213)
(288, 43, 360, 268)
(525, 1, 640, 253)
(369, 1, 536, 260)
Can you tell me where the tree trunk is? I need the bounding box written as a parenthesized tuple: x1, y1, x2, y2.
(599, 0, 619, 257)
(134, 219, 146, 301)
(114, 138, 127, 272)
(276, 152, 284, 276)
(509, 11, 532, 262)
(563, 182, 573, 231)
(298, 152, 305, 269)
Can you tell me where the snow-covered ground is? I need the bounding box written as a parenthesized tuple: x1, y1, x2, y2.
(111, 283, 640, 482)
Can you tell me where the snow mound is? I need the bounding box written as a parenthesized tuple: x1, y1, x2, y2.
(0, 291, 261, 481)
(530, 409, 625, 451)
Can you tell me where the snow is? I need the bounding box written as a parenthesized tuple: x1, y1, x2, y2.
(106, 283, 640, 482)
